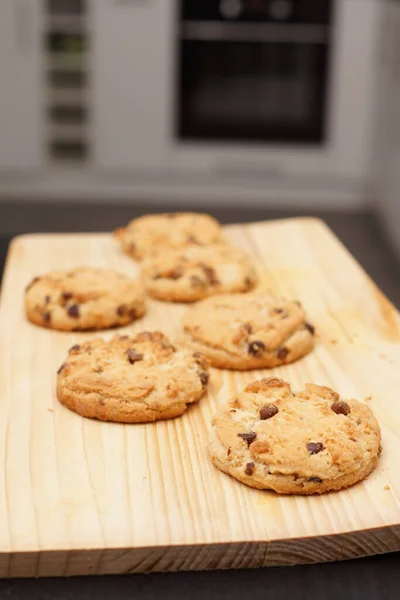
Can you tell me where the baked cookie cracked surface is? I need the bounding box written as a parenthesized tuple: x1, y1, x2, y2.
(209, 377, 381, 494)
(57, 331, 209, 423)
(114, 212, 224, 261)
(141, 245, 257, 302)
(25, 267, 145, 331)
(182, 292, 314, 369)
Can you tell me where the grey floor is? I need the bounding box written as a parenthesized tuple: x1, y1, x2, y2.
(1, 202, 399, 307)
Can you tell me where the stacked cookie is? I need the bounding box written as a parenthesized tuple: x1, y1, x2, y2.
(24, 212, 381, 495)
(116, 212, 257, 301)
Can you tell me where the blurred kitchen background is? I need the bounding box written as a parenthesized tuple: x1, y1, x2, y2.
(1, 0, 400, 302)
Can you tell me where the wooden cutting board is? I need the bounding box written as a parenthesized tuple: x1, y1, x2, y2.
(0, 218, 400, 578)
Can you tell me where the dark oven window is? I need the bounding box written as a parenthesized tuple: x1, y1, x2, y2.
(176, 1, 332, 145)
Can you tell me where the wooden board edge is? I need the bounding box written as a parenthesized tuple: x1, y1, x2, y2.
(282, 217, 400, 313)
(1, 526, 400, 578)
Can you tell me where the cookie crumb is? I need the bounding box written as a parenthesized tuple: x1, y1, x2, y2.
(330, 339, 337, 344)
(47, 408, 53, 413)
(384, 485, 390, 491)
(365, 396, 372, 401)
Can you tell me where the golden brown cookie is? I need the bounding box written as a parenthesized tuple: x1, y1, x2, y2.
(209, 378, 381, 495)
(141, 245, 257, 303)
(114, 212, 224, 261)
(25, 268, 145, 331)
(57, 332, 209, 423)
(182, 292, 314, 369)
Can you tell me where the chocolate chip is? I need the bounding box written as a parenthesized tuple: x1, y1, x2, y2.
(126, 349, 144, 364)
(187, 234, 199, 244)
(167, 267, 183, 280)
(199, 372, 209, 386)
(244, 277, 253, 288)
(44, 295, 51, 304)
(260, 404, 279, 420)
(69, 344, 81, 353)
(244, 462, 255, 476)
(43, 312, 51, 323)
(243, 322, 252, 334)
(227, 448, 231, 456)
(331, 400, 351, 416)
(67, 304, 80, 318)
(293, 473, 299, 481)
(190, 275, 206, 288)
(117, 305, 127, 317)
(277, 347, 289, 361)
(305, 322, 315, 335)
(308, 477, 323, 483)
(57, 363, 66, 375)
(238, 432, 257, 446)
(274, 308, 284, 314)
(25, 276, 39, 292)
(357, 418, 362, 425)
(248, 341, 265, 357)
(128, 308, 137, 319)
(198, 263, 220, 285)
(62, 292, 72, 302)
(307, 442, 325, 455)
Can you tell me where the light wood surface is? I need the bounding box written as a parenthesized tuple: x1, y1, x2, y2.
(0, 218, 400, 578)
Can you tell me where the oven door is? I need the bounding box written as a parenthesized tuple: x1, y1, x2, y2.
(177, 22, 330, 145)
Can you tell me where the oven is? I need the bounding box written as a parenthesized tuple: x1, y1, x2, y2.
(177, 0, 333, 145)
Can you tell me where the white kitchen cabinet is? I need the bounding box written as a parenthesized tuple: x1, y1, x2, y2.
(91, 0, 174, 171)
(0, 0, 42, 171)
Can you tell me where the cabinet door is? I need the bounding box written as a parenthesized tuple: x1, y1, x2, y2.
(91, 0, 174, 171)
(0, 0, 42, 170)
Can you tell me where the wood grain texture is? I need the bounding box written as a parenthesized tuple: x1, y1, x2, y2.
(0, 218, 400, 578)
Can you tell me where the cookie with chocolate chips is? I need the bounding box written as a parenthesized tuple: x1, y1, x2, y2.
(141, 245, 257, 303)
(56, 332, 210, 423)
(114, 212, 225, 261)
(208, 377, 381, 494)
(24, 268, 145, 331)
(181, 291, 314, 369)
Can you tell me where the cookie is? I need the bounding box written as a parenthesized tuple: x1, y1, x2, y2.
(114, 212, 224, 261)
(57, 332, 209, 423)
(141, 245, 257, 303)
(25, 268, 145, 331)
(209, 378, 381, 495)
(182, 292, 314, 369)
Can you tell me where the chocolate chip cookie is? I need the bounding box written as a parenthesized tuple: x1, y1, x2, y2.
(25, 268, 145, 331)
(114, 212, 224, 261)
(182, 292, 314, 369)
(141, 245, 257, 302)
(209, 378, 381, 494)
(57, 332, 210, 423)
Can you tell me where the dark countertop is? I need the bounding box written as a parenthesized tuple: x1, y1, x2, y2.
(0, 204, 399, 599)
